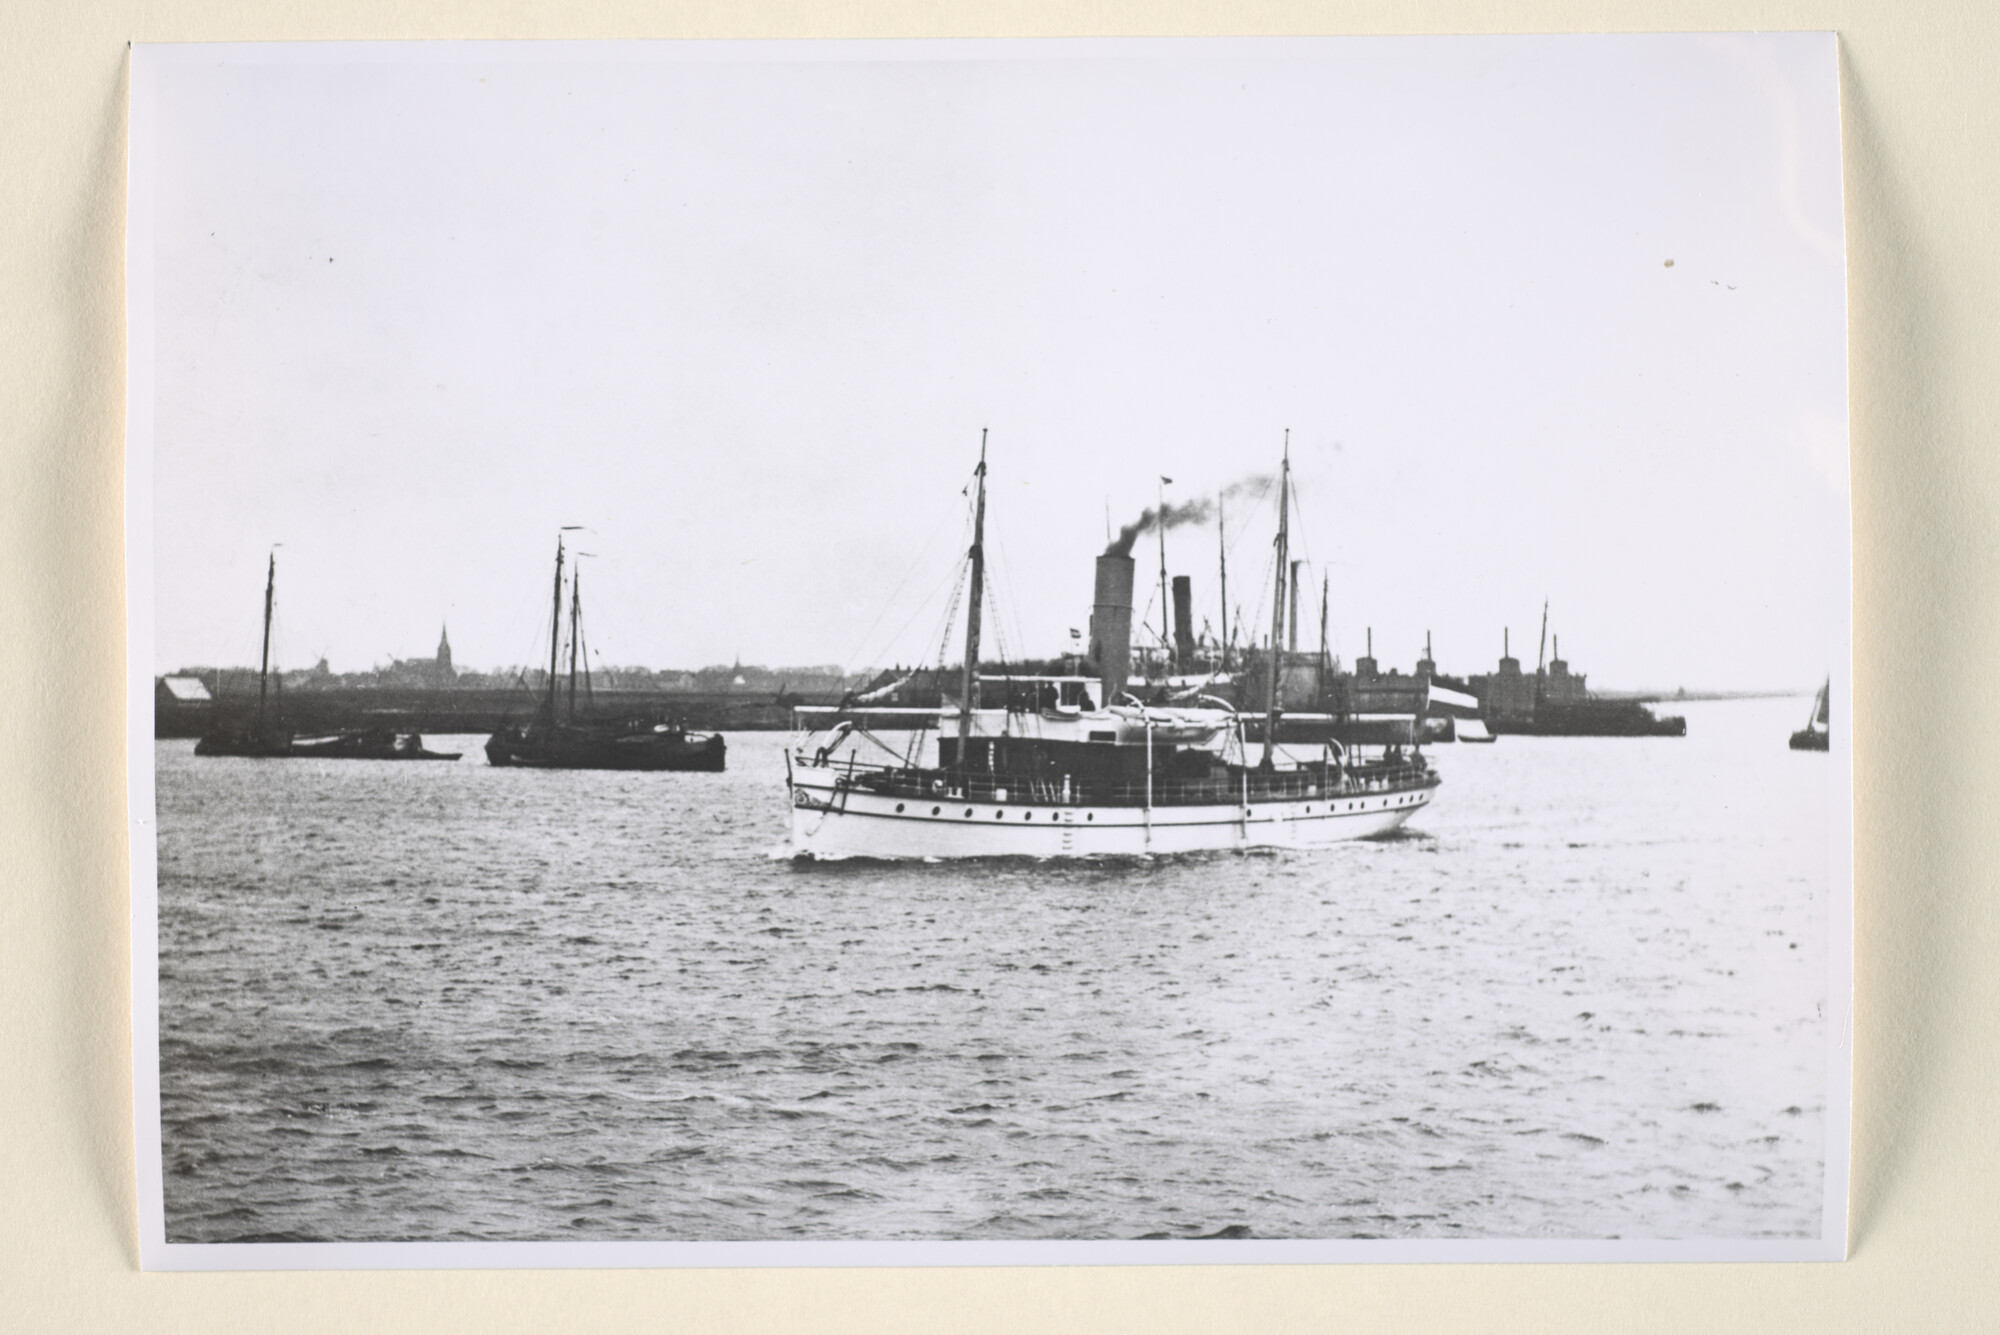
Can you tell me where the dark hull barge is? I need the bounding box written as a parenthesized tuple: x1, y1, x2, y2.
(485, 533, 726, 773)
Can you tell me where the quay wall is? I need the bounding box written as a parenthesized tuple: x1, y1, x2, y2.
(154, 685, 846, 738)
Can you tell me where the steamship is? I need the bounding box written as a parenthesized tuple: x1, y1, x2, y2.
(786, 434, 1439, 859)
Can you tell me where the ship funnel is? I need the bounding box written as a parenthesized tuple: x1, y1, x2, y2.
(1171, 575, 1196, 669)
(1091, 554, 1136, 706)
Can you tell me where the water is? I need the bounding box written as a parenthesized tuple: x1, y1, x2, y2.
(155, 698, 1832, 1243)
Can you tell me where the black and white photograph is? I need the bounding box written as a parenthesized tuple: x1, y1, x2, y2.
(126, 35, 1852, 1266)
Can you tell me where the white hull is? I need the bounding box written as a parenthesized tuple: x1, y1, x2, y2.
(787, 762, 1433, 859)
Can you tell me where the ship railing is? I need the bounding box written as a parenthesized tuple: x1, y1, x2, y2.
(815, 756, 1436, 807)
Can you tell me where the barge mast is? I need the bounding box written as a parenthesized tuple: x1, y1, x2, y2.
(545, 536, 565, 722)
(255, 552, 275, 738)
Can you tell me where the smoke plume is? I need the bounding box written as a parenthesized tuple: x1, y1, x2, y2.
(1102, 472, 1278, 557)
(1105, 497, 1214, 558)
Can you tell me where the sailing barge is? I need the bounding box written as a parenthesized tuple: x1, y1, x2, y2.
(786, 433, 1439, 859)
(484, 536, 726, 772)
(195, 555, 460, 760)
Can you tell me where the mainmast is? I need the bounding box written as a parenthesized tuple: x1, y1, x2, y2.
(256, 552, 275, 736)
(957, 429, 988, 754)
(1262, 431, 1290, 768)
(546, 536, 565, 722)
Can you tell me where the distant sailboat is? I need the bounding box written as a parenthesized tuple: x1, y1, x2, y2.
(484, 535, 726, 771)
(194, 553, 460, 760)
(193, 554, 294, 757)
(1789, 679, 1830, 752)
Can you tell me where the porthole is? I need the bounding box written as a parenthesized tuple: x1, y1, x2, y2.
(931, 806, 941, 816)
(995, 810, 1005, 819)
(895, 803, 905, 813)
(964, 808, 973, 817)
(1023, 811, 1032, 820)
(1086, 813, 1094, 821)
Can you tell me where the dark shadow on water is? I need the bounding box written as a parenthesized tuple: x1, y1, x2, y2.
(783, 843, 1400, 875)
(1364, 826, 1437, 847)
(784, 818, 1445, 875)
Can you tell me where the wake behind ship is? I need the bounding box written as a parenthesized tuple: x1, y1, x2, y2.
(787, 431, 1438, 859)
(485, 536, 725, 772)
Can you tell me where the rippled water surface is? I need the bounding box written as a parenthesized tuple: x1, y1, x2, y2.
(155, 698, 1834, 1242)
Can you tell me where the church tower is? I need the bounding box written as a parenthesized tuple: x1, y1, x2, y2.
(436, 624, 454, 680)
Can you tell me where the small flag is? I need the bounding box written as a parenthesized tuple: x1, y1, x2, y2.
(1070, 628, 1081, 640)
(1161, 476, 1173, 485)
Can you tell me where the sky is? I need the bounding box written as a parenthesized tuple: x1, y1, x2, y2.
(135, 35, 1848, 691)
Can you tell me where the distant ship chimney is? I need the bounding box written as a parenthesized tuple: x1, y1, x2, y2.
(1356, 624, 1377, 678)
(1171, 575, 1196, 669)
(1091, 554, 1136, 706)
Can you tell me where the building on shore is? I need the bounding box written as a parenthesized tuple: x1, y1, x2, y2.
(379, 626, 458, 689)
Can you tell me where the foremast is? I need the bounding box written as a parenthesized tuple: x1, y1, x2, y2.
(957, 429, 989, 755)
(1262, 432, 1290, 768)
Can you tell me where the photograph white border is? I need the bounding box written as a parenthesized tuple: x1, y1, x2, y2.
(124, 36, 1854, 1270)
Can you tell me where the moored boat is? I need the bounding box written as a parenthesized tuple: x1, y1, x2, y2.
(786, 431, 1439, 859)
(1789, 679, 1830, 751)
(194, 554, 296, 757)
(292, 727, 462, 761)
(484, 535, 726, 772)
(195, 553, 466, 761)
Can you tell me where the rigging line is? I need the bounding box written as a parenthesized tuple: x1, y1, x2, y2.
(932, 555, 971, 673)
(864, 555, 967, 678)
(990, 582, 1017, 673)
(982, 528, 1020, 671)
(1220, 475, 1275, 562)
(837, 486, 966, 671)
(924, 484, 982, 673)
(1239, 542, 1278, 651)
(855, 487, 978, 672)
(1216, 473, 1276, 640)
(990, 532, 1031, 671)
(1288, 475, 1318, 572)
